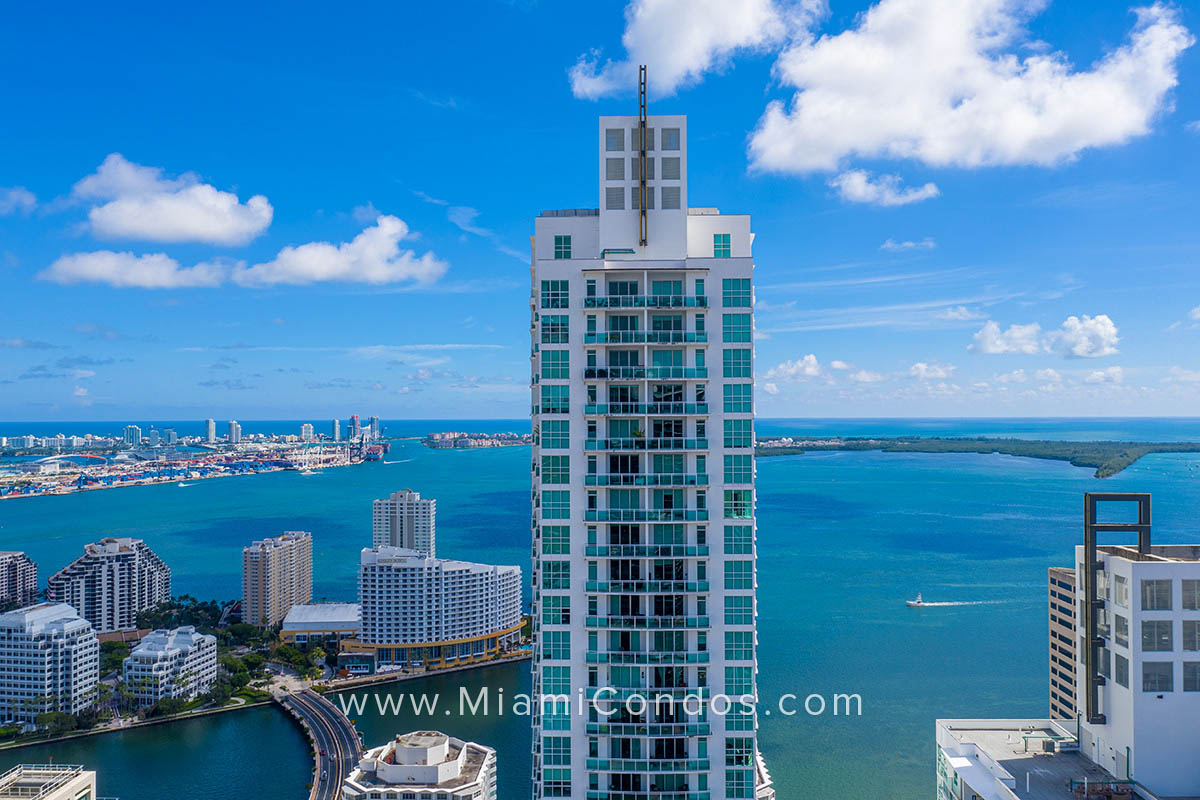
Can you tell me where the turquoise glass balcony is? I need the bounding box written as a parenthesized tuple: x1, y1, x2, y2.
(583, 295, 708, 309)
(584, 331, 708, 344)
(584, 403, 708, 415)
(584, 473, 708, 487)
(584, 439, 709, 451)
(585, 509, 709, 521)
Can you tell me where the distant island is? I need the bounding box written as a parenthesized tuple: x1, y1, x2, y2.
(756, 436, 1200, 478)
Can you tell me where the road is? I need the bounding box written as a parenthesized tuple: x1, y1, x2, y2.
(279, 690, 361, 800)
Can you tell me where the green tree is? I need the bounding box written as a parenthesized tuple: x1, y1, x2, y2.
(35, 711, 77, 735)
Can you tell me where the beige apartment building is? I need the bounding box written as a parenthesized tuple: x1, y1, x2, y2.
(241, 531, 312, 628)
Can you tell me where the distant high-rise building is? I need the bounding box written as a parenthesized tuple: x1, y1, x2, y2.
(368, 415, 381, 440)
(122, 625, 218, 707)
(228, 420, 242, 444)
(349, 414, 362, 440)
(331, 419, 341, 441)
(205, 418, 216, 444)
(0, 552, 38, 607)
(47, 538, 171, 633)
(241, 532, 313, 628)
(300, 423, 314, 442)
(530, 111, 765, 798)
(0, 603, 99, 725)
(123, 425, 141, 446)
(1048, 566, 1077, 720)
(372, 489, 436, 556)
(147, 429, 161, 447)
(164, 428, 178, 445)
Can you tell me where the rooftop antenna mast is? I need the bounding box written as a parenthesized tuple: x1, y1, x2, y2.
(638, 64, 648, 248)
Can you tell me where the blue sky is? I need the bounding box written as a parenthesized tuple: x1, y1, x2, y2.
(1, 0, 1198, 421)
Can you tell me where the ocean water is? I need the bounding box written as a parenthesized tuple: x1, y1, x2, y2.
(4, 419, 1200, 798)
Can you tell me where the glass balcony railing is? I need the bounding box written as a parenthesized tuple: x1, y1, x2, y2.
(584, 544, 710, 557)
(584, 331, 708, 344)
(585, 580, 710, 593)
(586, 759, 712, 773)
(586, 651, 710, 665)
(587, 788, 712, 800)
(584, 723, 713, 737)
(584, 474, 708, 487)
(584, 367, 708, 380)
(584, 295, 708, 309)
(584, 616, 710, 629)
(584, 439, 709, 451)
(584, 403, 708, 415)
(585, 509, 709, 521)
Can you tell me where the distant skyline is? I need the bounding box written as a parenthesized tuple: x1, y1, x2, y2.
(2, 1, 1199, 420)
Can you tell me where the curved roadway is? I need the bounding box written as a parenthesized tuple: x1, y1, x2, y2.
(279, 689, 361, 800)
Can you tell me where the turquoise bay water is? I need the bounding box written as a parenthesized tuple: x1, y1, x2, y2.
(4, 419, 1200, 798)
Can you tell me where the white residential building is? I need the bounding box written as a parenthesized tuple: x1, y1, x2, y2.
(46, 537, 171, 633)
(0, 764, 97, 800)
(530, 111, 763, 798)
(228, 420, 242, 444)
(122, 425, 141, 446)
(0, 604, 99, 726)
(343, 731, 497, 800)
(372, 489, 436, 555)
(0, 551, 38, 607)
(205, 418, 216, 444)
(242, 531, 313, 628)
(301, 423, 314, 441)
(122, 625, 217, 707)
(331, 419, 341, 441)
(345, 547, 521, 670)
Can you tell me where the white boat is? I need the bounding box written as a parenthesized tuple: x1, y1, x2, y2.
(906, 593, 924, 607)
(300, 469, 317, 476)
(177, 481, 191, 487)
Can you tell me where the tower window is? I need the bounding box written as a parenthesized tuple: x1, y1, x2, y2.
(714, 233, 731, 258)
(605, 187, 625, 210)
(661, 186, 681, 209)
(554, 235, 572, 260)
(606, 128, 624, 151)
(661, 157, 681, 180)
(605, 158, 624, 180)
(662, 128, 681, 150)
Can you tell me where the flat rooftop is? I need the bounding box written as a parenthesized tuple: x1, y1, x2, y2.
(1100, 544, 1200, 563)
(0, 764, 86, 800)
(282, 603, 361, 625)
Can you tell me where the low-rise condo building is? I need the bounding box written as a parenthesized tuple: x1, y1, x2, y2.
(122, 625, 218, 707)
(0, 764, 97, 800)
(46, 537, 171, 633)
(281, 602, 361, 646)
(1047, 566, 1077, 720)
(242, 531, 313, 628)
(340, 547, 521, 673)
(0, 552, 37, 607)
(372, 489, 436, 556)
(0, 603, 99, 727)
(343, 731, 497, 800)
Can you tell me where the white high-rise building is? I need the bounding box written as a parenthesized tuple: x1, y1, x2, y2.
(205, 418, 216, 443)
(123, 425, 141, 446)
(368, 415, 381, 440)
(300, 423, 314, 442)
(345, 547, 521, 671)
(47, 538, 171, 634)
(242, 531, 313, 628)
(0, 552, 38, 607)
(530, 110, 763, 799)
(331, 419, 341, 441)
(372, 489, 436, 555)
(0, 603, 99, 726)
(344, 731, 497, 800)
(122, 625, 218, 707)
(228, 420, 242, 444)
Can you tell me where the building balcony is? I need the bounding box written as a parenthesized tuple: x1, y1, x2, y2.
(583, 295, 708, 309)
(584, 403, 708, 416)
(586, 759, 711, 773)
(584, 332, 708, 344)
(584, 615, 710, 629)
(584, 439, 709, 452)
(587, 687, 711, 702)
(585, 544, 709, 557)
(584, 474, 708, 487)
(585, 509, 709, 522)
(584, 723, 712, 737)
(585, 652, 710, 666)
(585, 580, 709, 593)
(587, 791, 711, 800)
(584, 367, 708, 380)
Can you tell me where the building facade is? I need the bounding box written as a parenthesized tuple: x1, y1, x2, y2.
(0, 604, 99, 726)
(300, 423, 314, 442)
(343, 731, 497, 800)
(281, 602, 361, 646)
(0, 552, 38, 608)
(1047, 566, 1077, 720)
(331, 419, 341, 441)
(343, 547, 521, 671)
(228, 420, 242, 444)
(122, 625, 218, 707)
(530, 114, 763, 799)
(372, 489, 437, 555)
(122, 425, 141, 446)
(205, 418, 216, 444)
(0, 764, 97, 800)
(46, 537, 171, 633)
(241, 531, 313, 628)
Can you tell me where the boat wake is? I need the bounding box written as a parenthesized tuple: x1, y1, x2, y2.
(177, 482, 191, 487)
(383, 458, 413, 464)
(913, 600, 1012, 607)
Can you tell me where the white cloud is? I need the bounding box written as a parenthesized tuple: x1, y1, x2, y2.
(1035, 368, 1062, 382)
(993, 369, 1027, 384)
(970, 320, 1042, 354)
(849, 369, 885, 383)
(233, 215, 447, 287)
(0, 186, 36, 215)
(880, 237, 936, 251)
(936, 305, 985, 321)
(568, 0, 788, 98)
(764, 353, 822, 380)
(749, 1, 1194, 173)
(1167, 366, 1200, 383)
(910, 361, 956, 380)
(1187, 120, 1200, 134)
(763, 382, 780, 395)
(830, 359, 852, 370)
(829, 170, 939, 206)
(73, 386, 88, 397)
(1085, 366, 1124, 384)
(1045, 314, 1119, 358)
(37, 251, 226, 289)
(1189, 305, 1200, 321)
(73, 154, 272, 245)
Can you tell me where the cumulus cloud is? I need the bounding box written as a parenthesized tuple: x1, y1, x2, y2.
(0, 186, 36, 215)
(910, 361, 955, 380)
(763, 382, 780, 395)
(1045, 314, 1119, 358)
(764, 353, 821, 380)
(1085, 366, 1124, 384)
(568, 0, 788, 98)
(849, 369, 885, 383)
(1167, 366, 1200, 383)
(880, 237, 935, 251)
(232, 216, 447, 287)
(936, 305, 985, 321)
(993, 369, 1027, 384)
(749, 1, 1194, 173)
(38, 251, 226, 288)
(830, 360, 852, 370)
(0, 337, 56, 349)
(1036, 368, 1062, 382)
(1189, 305, 1200, 321)
(970, 320, 1042, 354)
(1187, 120, 1200, 134)
(73, 153, 272, 245)
(829, 170, 939, 206)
